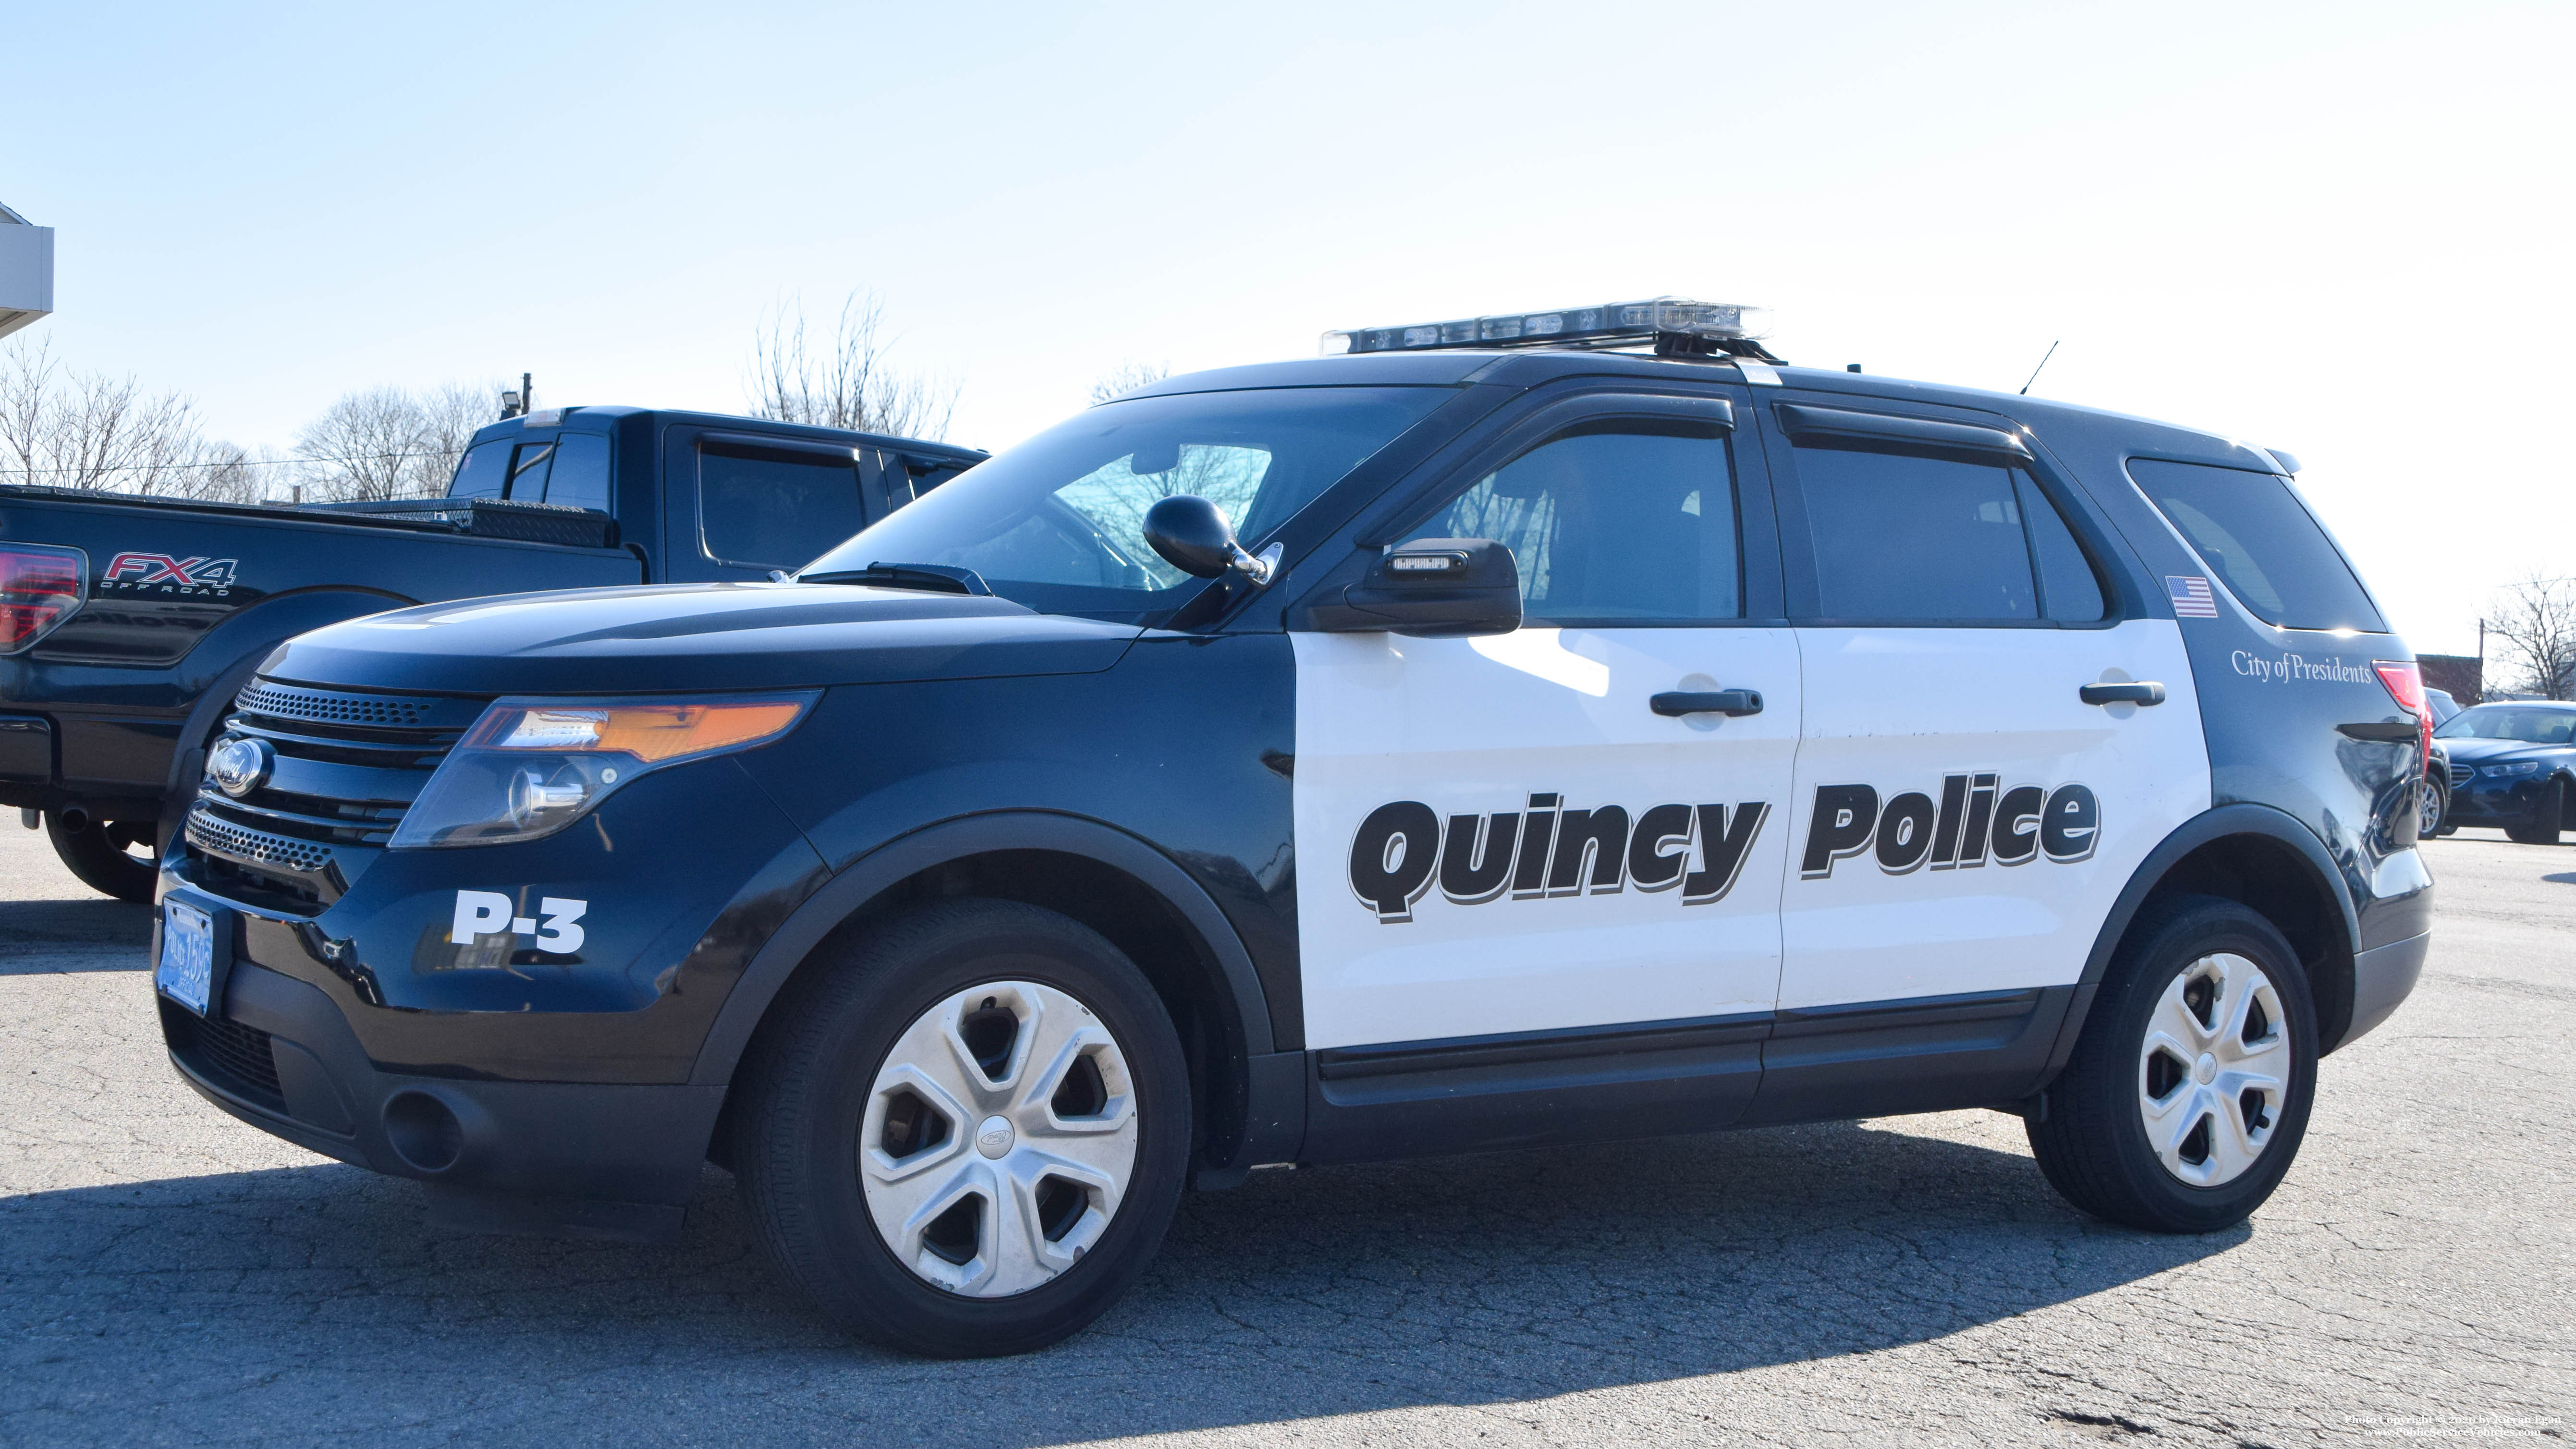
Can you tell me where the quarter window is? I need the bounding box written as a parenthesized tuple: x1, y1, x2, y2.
(2128, 459, 2383, 632)
(699, 443, 866, 571)
(1795, 443, 2104, 622)
(1407, 419, 1742, 623)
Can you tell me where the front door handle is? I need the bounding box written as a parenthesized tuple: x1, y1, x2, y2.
(2080, 682, 2166, 706)
(1652, 689, 1763, 718)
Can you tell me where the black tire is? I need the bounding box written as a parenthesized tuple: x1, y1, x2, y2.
(2505, 777, 2564, 844)
(45, 813, 158, 902)
(2027, 895, 2318, 1233)
(733, 899, 1191, 1357)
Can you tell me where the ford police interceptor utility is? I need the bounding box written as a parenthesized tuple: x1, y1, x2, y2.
(153, 300, 2432, 1356)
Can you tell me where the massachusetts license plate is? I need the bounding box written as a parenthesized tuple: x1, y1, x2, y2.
(156, 900, 217, 1016)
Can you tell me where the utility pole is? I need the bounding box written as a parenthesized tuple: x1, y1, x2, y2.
(2476, 618, 2487, 704)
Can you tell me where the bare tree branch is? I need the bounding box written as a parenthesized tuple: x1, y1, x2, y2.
(2487, 571, 2576, 700)
(745, 292, 959, 441)
(1090, 361, 1171, 406)
(0, 336, 248, 499)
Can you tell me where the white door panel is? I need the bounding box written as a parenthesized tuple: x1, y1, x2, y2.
(1780, 619, 2207, 1009)
(1294, 626, 1800, 1049)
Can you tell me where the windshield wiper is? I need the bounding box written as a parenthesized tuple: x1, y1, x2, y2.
(796, 562, 993, 597)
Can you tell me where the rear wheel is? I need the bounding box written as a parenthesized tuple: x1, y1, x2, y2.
(2027, 895, 2317, 1233)
(735, 899, 1190, 1357)
(45, 812, 158, 902)
(2505, 777, 2565, 845)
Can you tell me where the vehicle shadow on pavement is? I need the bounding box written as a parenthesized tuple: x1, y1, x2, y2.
(0, 896, 150, 975)
(0, 1119, 2242, 1444)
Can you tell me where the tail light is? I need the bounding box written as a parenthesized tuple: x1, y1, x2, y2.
(0, 543, 88, 654)
(2373, 660, 2431, 770)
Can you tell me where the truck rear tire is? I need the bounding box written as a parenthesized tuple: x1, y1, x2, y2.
(2026, 895, 2318, 1234)
(46, 813, 158, 902)
(733, 899, 1191, 1357)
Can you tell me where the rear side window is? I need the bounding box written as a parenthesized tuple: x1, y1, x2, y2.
(2128, 459, 2383, 632)
(1793, 443, 2105, 622)
(544, 433, 611, 512)
(699, 442, 866, 570)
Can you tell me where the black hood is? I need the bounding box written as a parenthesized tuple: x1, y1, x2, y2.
(260, 583, 1141, 695)
(2438, 736, 2567, 764)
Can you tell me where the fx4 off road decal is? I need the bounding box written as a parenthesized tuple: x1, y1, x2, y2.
(1799, 775, 2099, 879)
(99, 551, 240, 597)
(1349, 793, 1770, 924)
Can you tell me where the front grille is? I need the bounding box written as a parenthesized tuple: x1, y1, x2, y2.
(165, 1001, 284, 1104)
(234, 681, 440, 729)
(185, 811, 333, 874)
(182, 680, 488, 906)
(2449, 761, 2474, 788)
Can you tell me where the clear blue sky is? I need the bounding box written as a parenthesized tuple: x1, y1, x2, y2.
(5, 0, 2567, 657)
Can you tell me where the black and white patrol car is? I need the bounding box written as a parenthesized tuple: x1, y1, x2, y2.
(154, 299, 2432, 1356)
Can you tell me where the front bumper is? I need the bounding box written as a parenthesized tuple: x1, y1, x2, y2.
(2445, 776, 2554, 825)
(165, 959, 723, 1241)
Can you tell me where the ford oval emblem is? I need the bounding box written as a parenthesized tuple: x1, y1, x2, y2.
(208, 737, 272, 798)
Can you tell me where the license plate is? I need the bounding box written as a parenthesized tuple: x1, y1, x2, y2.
(156, 900, 217, 1015)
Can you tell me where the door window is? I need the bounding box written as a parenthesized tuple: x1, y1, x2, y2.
(1794, 443, 2104, 622)
(1406, 418, 1741, 623)
(699, 442, 866, 570)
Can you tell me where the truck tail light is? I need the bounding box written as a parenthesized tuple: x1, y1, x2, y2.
(2373, 660, 2431, 770)
(0, 543, 87, 654)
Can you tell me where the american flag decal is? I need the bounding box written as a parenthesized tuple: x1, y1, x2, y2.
(2167, 575, 2218, 617)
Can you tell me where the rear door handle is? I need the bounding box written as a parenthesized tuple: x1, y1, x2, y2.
(1652, 689, 1763, 718)
(2079, 682, 2165, 706)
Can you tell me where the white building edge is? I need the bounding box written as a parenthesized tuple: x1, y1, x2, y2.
(0, 201, 56, 339)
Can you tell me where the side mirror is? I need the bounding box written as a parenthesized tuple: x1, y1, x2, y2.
(1142, 494, 1279, 586)
(1293, 538, 1522, 637)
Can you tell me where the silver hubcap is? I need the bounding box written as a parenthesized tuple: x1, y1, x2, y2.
(2138, 952, 2291, 1187)
(860, 981, 1138, 1296)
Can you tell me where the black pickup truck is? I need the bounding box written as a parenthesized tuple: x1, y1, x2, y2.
(0, 406, 980, 898)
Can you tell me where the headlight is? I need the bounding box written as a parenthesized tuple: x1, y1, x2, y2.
(391, 693, 817, 848)
(2480, 760, 2543, 778)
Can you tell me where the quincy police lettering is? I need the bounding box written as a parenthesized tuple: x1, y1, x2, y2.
(1799, 775, 2098, 879)
(1348, 792, 1771, 923)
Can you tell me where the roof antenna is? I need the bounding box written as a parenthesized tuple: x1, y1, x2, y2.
(2019, 341, 2060, 396)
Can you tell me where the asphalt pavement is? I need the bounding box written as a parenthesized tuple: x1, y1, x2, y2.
(1, 819, 2568, 1447)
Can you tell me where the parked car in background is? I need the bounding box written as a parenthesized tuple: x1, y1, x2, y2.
(2434, 701, 2576, 843)
(1, 407, 980, 898)
(2425, 687, 2463, 725)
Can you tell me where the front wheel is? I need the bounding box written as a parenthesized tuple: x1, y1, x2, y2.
(2417, 772, 2447, 839)
(734, 899, 1191, 1357)
(2027, 895, 2318, 1233)
(2505, 777, 2565, 845)
(46, 813, 158, 902)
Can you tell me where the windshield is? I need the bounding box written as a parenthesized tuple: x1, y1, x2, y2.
(2435, 706, 2576, 744)
(800, 386, 1454, 620)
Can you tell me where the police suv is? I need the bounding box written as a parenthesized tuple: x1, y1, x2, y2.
(154, 301, 2432, 1356)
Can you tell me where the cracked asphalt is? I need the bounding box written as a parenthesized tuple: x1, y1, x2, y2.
(2, 822, 2569, 1448)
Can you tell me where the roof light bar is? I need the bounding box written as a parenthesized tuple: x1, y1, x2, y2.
(1321, 297, 1771, 356)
